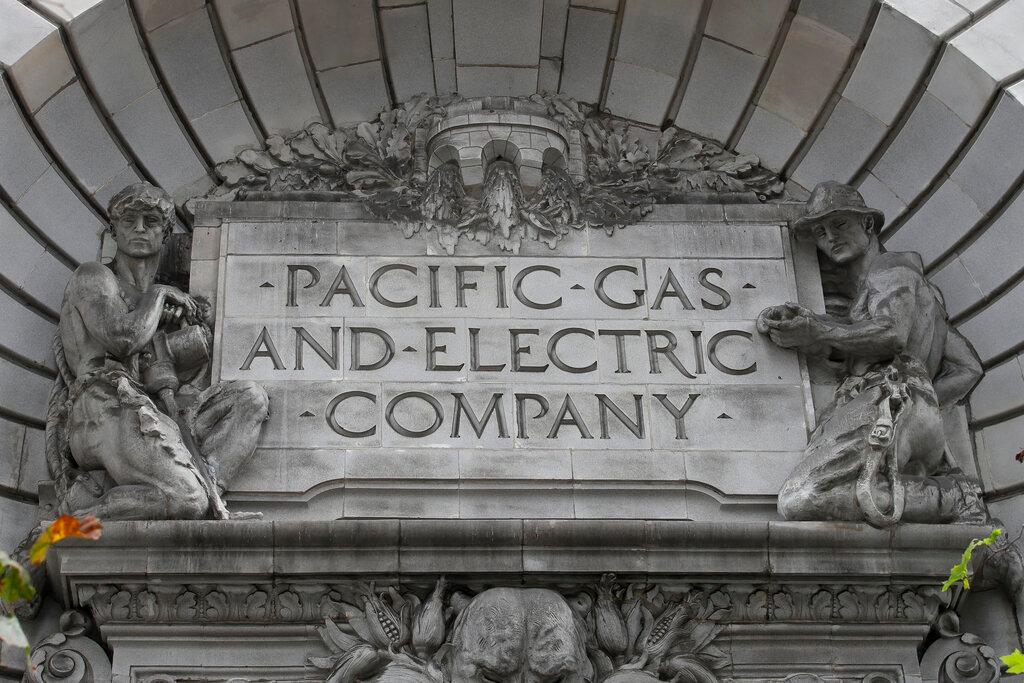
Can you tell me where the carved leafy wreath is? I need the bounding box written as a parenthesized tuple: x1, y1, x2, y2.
(210, 94, 784, 253)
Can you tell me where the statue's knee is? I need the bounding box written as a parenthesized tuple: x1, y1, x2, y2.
(165, 482, 208, 519)
(777, 478, 814, 520)
(234, 381, 269, 421)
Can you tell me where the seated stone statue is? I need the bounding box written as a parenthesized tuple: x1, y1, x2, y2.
(758, 181, 986, 527)
(48, 182, 268, 520)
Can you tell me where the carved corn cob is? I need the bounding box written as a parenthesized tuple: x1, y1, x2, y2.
(643, 603, 692, 661)
(594, 574, 628, 656)
(412, 576, 447, 657)
(360, 587, 410, 650)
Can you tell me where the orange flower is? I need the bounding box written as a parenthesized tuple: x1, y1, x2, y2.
(29, 515, 102, 565)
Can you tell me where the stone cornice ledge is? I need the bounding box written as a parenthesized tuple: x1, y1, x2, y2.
(47, 519, 987, 592)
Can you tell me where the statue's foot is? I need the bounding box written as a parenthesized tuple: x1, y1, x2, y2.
(227, 510, 263, 520)
(951, 474, 990, 525)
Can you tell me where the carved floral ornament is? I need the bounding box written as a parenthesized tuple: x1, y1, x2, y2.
(68, 577, 962, 683)
(209, 94, 785, 253)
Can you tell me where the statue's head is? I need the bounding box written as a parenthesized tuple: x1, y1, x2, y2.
(793, 181, 884, 265)
(106, 182, 175, 258)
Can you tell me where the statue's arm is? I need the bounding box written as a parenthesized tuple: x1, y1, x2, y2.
(70, 263, 168, 358)
(933, 327, 983, 406)
(760, 271, 915, 358)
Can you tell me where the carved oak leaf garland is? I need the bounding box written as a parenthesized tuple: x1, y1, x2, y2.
(209, 95, 784, 254)
(308, 576, 728, 683)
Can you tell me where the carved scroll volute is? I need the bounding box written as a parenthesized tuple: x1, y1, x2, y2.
(919, 612, 1001, 683)
(24, 611, 112, 683)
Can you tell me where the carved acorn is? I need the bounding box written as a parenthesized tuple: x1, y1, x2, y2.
(359, 584, 410, 650)
(594, 574, 629, 656)
(412, 576, 447, 657)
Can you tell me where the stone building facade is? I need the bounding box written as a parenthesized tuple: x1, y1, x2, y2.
(0, 1, 1023, 681)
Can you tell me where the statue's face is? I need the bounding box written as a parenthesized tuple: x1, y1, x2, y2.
(810, 212, 873, 264)
(111, 208, 166, 258)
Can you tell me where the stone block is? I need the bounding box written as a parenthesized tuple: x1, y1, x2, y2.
(427, 0, 455, 59)
(0, 78, 50, 201)
(571, 449, 685, 481)
(614, 0, 699, 76)
(460, 448, 572, 480)
(0, 289, 57, 371)
(927, 255, 983, 319)
(685, 450, 801, 496)
(572, 486, 689, 519)
(588, 222, 784, 258)
(537, 57, 560, 92)
(975, 413, 1024, 492)
(212, 0, 293, 49)
(380, 4, 436, 101)
(148, 8, 238, 120)
(950, 87, 1024, 214)
(790, 97, 888, 189)
(346, 448, 459, 479)
(227, 219, 338, 255)
(232, 33, 322, 135)
(857, 172, 906, 226)
(69, 0, 157, 114)
(459, 486, 574, 518)
(345, 485, 460, 518)
(675, 39, 764, 144)
(759, 15, 854, 131)
(948, 0, 1024, 86)
(735, 105, 805, 172)
(882, 179, 983, 269)
(958, 188, 1024, 296)
(988, 495, 1024, 534)
(0, 203, 74, 311)
(7, 28, 75, 114)
(647, 520, 769, 574)
(958, 280, 1024, 364)
(884, 0, 969, 37)
(318, 61, 391, 125)
(928, 44, 996, 127)
(190, 100, 261, 163)
(0, 358, 52, 422)
(255, 380, 381, 449)
(540, 0, 569, 57)
(297, 0, 379, 70)
(559, 7, 614, 103)
(110, 88, 212, 199)
(452, 0, 542, 66)
(769, 521, 893, 577)
(141, 520, 275, 575)
(17, 165, 106, 263)
(94, 165, 144, 209)
(844, 6, 936, 127)
(0, 418, 27, 491)
(456, 66, 538, 98)
(704, 0, 789, 57)
(399, 519, 523, 573)
(0, 494, 37, 554)
(18, 427, 46, 495)
(969, 355, 1024, 423)
(273, 519, 400, 574)
(798, 0, 873, 41)
(34, 82, 132, 195)
(871, 92, 968, 204)
(134, 0, 205, 31)
(605, 60, 678, 126)
(523, 519, 646, 573)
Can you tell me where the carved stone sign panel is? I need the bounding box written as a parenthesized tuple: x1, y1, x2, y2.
(195, 203, 817, 519)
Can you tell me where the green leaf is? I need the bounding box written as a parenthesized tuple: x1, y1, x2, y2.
(942, 528, 1003, 592)
(1002, 649, 1024, 674)
(0, 551, 35, 603)
(0, 614, 28, 648)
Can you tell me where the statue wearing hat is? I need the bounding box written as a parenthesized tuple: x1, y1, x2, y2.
(758, 181, 986, 527)
(47, 182, 269, 520)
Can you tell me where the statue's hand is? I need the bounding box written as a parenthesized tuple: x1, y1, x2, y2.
(757, 302, 823, 349)
(153, 285, 198, 326)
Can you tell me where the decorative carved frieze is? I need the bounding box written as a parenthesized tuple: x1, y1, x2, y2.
(209, 95, 784, 253)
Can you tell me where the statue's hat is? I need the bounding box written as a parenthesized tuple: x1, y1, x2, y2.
(792, 181, 884, 234)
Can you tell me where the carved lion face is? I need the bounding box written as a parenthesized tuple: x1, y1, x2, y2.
(448, 587, 593, 683)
